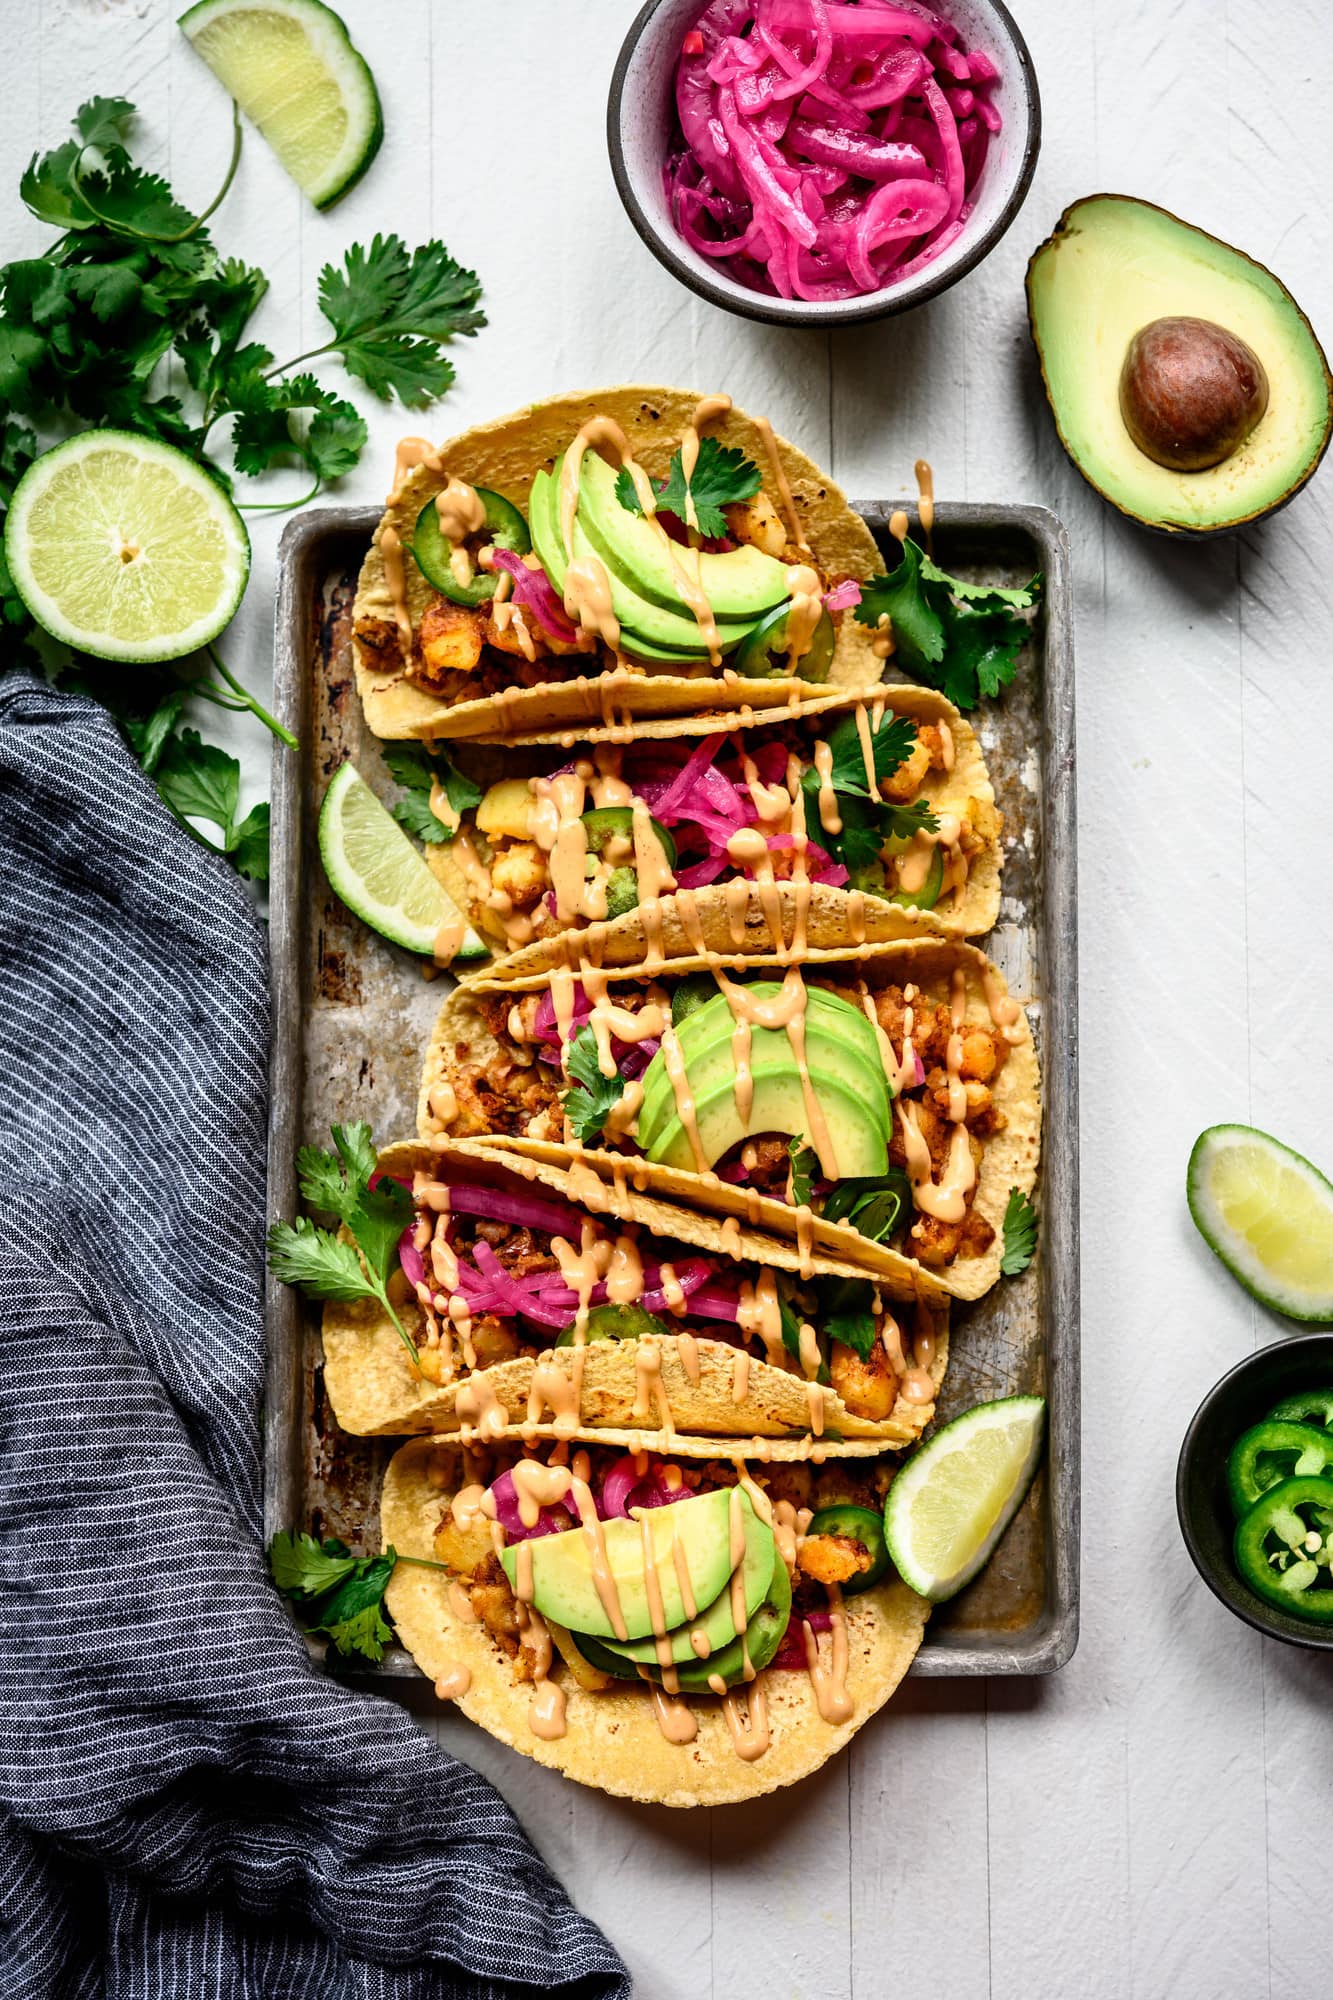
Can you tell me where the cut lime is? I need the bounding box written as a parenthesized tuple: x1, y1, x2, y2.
(4, 432, 249, 663)
(884, 1395, 1045, 1602)
(1188, 1124, 1333, 1320)
(319, 762, 486, 962)
(179, 0, 382, 209)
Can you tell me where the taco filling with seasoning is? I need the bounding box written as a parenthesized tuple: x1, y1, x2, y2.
(382, 1434, 930, 1806)
(420, 939, 1039, 1301)
(424, 686, 1000, 971)
(315, 1140, 947, 1442)
(352, 386, 889, 742)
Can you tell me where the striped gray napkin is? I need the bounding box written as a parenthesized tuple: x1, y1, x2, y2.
(0, 669, 627, 1999)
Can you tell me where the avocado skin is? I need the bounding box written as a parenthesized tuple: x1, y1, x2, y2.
(1026, 193, 1333, 538)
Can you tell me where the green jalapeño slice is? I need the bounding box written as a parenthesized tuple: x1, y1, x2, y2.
(413, 487, 531, 606)
(1227, 1420, 1333, 1517)
(734, 600, 834, 682)
(1234, 1474, 1333, 1620)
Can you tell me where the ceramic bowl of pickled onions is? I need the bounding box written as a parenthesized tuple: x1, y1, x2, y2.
(608, 0, 1041, 325)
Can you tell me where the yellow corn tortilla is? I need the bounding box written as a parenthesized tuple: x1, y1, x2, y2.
(429, 685, 1000, 976)
(382, 1437, 930, 1807)
(353, 386, 886, 743)
(419, 940, 1040, 1304)
(322, 1139, 947, 1441)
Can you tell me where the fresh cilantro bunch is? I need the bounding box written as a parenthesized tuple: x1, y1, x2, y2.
(799, 707, 938, 877)
(266, 1123, 417, 1362)
(855, 539, 1041, 711)
(268, 1531, 399, 1663)
(383, 743, 481, 845)
(1, 97, 485, 875)
(1000, 1186, 1037, 1276)
(615, 438, 761, 539)
(268, 1529, 452, 1665)
(564, 1024, 625, 1145)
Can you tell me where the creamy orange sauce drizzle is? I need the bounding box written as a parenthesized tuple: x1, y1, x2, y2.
(435, 475, 486, 544)
(737, 1270, 786, 1366)
(803, 1585, 854, 1724)
(915, 457, 935, 552)
(379, 525, 413, 647)
(390, 435, 442, 500)
(752, 415, 811, 554)
(434, 1661, 472, 1701)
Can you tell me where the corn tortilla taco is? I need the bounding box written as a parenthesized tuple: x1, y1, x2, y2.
(322, 1139, 947, 1443)
(352, 386, 887, 743)
(418, 940, 1039, 1304)
(423, 685, 1000, 975)
(382, 1435, 930, 1806)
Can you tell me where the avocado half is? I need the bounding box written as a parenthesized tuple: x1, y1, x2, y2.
(1026, 194, 1333, 536)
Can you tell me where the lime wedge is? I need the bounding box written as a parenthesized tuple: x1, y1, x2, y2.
(1188, 1124, 1333, 1320)
(4, 431, 249, 663)
(884, 1395, 1045, 1602)
(319, 761, 487, 962)
(179, 0, 382, 209)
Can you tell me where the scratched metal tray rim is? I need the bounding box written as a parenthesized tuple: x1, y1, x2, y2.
(266, 498, 1079, 1681)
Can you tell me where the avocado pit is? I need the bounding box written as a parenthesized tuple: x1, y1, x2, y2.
(1119, 315, 1269, 472)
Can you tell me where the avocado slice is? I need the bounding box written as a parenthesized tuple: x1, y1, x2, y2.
(1026, 194, 1333, 535)
(638, 984, 890, 1160)
(530, 464, 758, 661)
(593, 1508, 776, 1667)
(500, 1485, 736, 1642)
(643, 1064, 890, 1180)
(577, 446, 791, 619)
(575, 1546, 792, 1690)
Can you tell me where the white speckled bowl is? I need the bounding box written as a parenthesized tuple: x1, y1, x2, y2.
(608, 0, 1042, 326)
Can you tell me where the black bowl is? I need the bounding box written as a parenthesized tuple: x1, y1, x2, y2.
(1177, 1333, 1333, 1650)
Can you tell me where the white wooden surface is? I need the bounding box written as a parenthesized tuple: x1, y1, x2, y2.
(7, 1, 1333, 1993)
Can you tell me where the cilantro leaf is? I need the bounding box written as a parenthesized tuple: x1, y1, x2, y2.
(265, 1217, 381, 1303)
(267, 1534, 400, 1664)
(268, 1530, 360, 1600)
(318, 1597, 394, 1663)
(880, 797, 939, 844)
(271, 1125, 418, 1363)
(384, 742, 480, 844)
(154, 726, 239, 829)
(820, 708, 917, 795)
(230, 803, 270, 882)
(564, 1024, 625, 1145)
(317, 234, 485, 407)
(76, 96, 136, 154)
(822, 1170, 912, 1243)
(855, 539, 1040, 711)
(817, 1276, 879, 1360)
(615, 437, 761, 539)
(788, 1136, 818, 1209)
(1000, 1187, 1037, 1276)
(121, 689, 185, 775)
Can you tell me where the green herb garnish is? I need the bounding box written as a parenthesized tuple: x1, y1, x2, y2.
(817, 1276, 880, 1361)
(383, 743, 482, 845)
(787, 1135, 819, 1209)
(800, 707, 938, 876)
(822, 1169, 913, 1243)
(266, 1123, 416, 1362)
(1, 96, 484, 875)
(855, 539, 1040, 711)
(564, 1025, 625, 1145)
(1000, 1187, 1037, 1276)
(615, 437, 761, 539)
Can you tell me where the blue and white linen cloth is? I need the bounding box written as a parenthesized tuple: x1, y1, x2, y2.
(0, 670, 628, 1999)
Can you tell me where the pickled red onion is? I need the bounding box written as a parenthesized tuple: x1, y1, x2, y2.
(666, 0, 1001, 301)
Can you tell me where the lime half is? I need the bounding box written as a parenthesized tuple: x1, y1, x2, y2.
(5, 432, 249, 663)
(319, 762, 486, 961)
(884, 1395, 1045, 1602)
(1188, 1124, 1333, 1320)
(180, 0, 382, 209)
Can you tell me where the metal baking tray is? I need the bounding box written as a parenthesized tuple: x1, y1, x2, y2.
(266, 499, 1078, 1678)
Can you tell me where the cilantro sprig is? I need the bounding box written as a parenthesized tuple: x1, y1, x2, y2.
(788, 1136, 818, 1210)
(615, 437, 761, 539)
(564, 1025, 625, 1145)
(384, 743, 482, 845)
(1, 97, 485, 876)
(266, 1123, 417, 1364)
(1000, 1187, 1037, 1276)
(855, 539, 1041, 711)
(268, 1530, 451, 1665)
(817, 1276, 880, 1362)
(800, 708, 939, 877)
